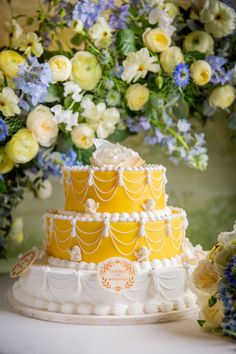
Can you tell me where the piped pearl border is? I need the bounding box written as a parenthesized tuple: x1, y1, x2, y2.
(62, 164, 166, 172)
(44, 206, 187, 223)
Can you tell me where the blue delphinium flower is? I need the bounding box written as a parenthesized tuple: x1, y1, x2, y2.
(0, 118, 8, 141)
(110, 4, 130, 29)
(173, 63, 190, 87)
(207, 56, 233, 85)
(127, 116, 151, 133)
(14, 56, 52, 106)
(37, 148, 81, 178)
(219, 282, 236, 337)
(224, 255, 236, 288)
(72, 0, 112, 29)
(177, 119, 191, 133)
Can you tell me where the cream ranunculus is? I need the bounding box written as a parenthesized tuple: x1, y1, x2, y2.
(89, 17, 112, 48)
(209, 85, 235, 109)
(160, 46, 184, 73)
(69, 19, 84, 33)
(190, 60, 212, 86)
(199, 296, 224, 329)
(71, 51, 102, 91)
(5, 128, 39, 164)
(5, 19, 23, 50)
(48, 55, 72, 83)
(143, 28, 171, 53)
(0, 147, 14, 174)
(192, 259, 219, 294)
(91, 140, 145, 168)
(0, 87, 20, 117)
(26, 105, 59, 147)
(0, 50, 25, 79)
(8, 217, 24, 244)
(183, 31, 214, 55)
(126, 84, 150, 111)
(71, 123, 95, 149)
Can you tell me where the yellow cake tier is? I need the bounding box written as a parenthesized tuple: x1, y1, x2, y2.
(62, 165, 167, 213)
(44, 207, 187, 263)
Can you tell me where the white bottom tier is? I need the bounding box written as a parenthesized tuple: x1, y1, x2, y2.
(11, 258, 197, 322)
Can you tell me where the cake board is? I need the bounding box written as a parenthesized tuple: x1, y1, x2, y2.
(7, 288, 198, 326)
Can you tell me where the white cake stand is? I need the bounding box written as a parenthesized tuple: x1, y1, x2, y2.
(7, 288, 198, 325)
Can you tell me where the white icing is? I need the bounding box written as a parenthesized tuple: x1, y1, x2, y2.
(12, 260, 197, 317)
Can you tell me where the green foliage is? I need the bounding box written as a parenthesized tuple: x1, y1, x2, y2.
(197, 320, 206, 327)
(108, 129, 130, 142)
(116, 29, 136, 56)
(71, 33, 86, 46)
(208, 295, 217, 307)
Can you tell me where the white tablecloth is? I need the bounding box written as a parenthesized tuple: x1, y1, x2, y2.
(0, 275, 234, 354)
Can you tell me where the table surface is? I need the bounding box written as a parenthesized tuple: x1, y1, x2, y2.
(0, 275, 235, 354)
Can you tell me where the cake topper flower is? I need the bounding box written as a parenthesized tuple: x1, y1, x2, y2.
(69, 245, 82, 262)
(90, 139, 145, 168)
(142, 198, 156, 211)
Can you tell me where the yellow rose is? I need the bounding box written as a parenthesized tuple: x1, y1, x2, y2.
(183, 31, 214, 55)
(199, 296, 224, 329)
(0, 148, 14, 174)
(48, 55, 72, 83)
(192, 259, 219, 294)
(126, 84, 150, 111)
(160, 46, 184, 73)
(143, 28, 171, 53)
(209, 85, 235, 109)
(5, 128, 39, 164)
(190, 60, 211, 86)
(71, 51, 102, 91)
(0, 50, 25, 79)
(27, 105, 59, 147)
(71, 123, 95, 149)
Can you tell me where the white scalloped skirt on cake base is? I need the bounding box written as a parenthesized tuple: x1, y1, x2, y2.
(8, 258, 198, 325)
(7, 288, 198, 325)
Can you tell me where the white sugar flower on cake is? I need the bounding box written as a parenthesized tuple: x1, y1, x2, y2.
(90, 139, 145, 168)
(69, 245, 82, 262)
(134, 246, 151, 262)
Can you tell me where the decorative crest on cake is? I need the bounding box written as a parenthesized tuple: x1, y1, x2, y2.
(91, 139, 145, 168)
(10, 247, 39, 278)
(142, 198, 156, 211)
(134, 246, 151, 262)
(84, 198, 99, 214)
(69, 245, 82, 262)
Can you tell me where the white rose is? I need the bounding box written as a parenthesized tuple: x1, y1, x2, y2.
(199, 296, 224, 329)
(71, 124, 95, 149)
(90, 140, 145, 168)
(26, 105, 59, 147)
(35, 179, 52, 200)
(48, 55, 72, 83)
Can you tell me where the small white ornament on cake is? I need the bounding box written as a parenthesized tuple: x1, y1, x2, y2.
(142, 198, 156, 211)
(134, 246, 151, 262)
(69, 245, 82, 262)
(84, 198, 99, 214)
(91, 139, 145, 168)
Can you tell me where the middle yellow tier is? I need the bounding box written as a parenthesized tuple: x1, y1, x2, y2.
(62, 165, 167, 213)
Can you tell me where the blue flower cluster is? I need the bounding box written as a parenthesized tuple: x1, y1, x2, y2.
(0, 118, 8, 142)
(37, 148, 81, 178)
(110, 4, 130, 29)
(14, 56, 52, 107)
(225, 255, 236, 288)
(126, 116, 151, 133)
(219, 283, 236, 337)
(207, 56, 233, 85)
(72, 0, 112, 29)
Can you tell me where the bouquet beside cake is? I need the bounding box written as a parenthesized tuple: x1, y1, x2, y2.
(8, 140, 204, 324)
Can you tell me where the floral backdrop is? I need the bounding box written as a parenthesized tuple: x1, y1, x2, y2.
(0, 0, 236, 260)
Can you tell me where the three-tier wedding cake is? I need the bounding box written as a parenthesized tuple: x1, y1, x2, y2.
(9, 140, 202, 324)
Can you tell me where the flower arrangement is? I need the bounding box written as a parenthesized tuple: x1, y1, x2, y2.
(0, 0, 236, 258)
(192, 221, 236, 339)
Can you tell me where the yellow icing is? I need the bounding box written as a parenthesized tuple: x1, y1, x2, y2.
(45, 209, 184, 263)
(63, 169, 166, 213)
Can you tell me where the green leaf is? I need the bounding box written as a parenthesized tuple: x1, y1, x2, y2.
(186, 51, 205, 61)
(208, 295, 217, 307)
(0, 180, 7, 193)
(197, 320, 206, 328)
(108, 129, 130, 142)
(77, 146, 95, 165)
(224, 329, 236, 337)
(26, 17, 34, 25)
(116, 29, 136, 56)
(47, 83, 64, 100)
(55, 132, 72, 153)
(64, 95, 73, 109)
(71, 33, 86, 46)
